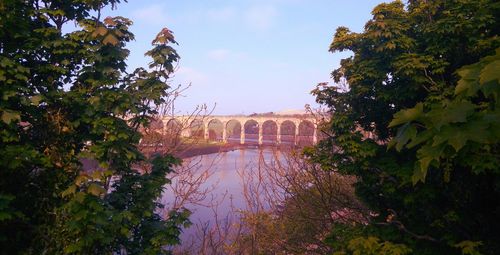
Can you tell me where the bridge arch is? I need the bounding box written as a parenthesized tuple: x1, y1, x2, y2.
(165, 118, 182, 135)
(189, 119, 204, 139)
(149, 118, 164, 131)
(298, 120, 315, 146)
(262, 120, 278, 144)
(138, 118, 162, 146)
(226, 119, 242, 144)
(207, 119, 224, 141)
(280, 120, 296, 145)
(244, 119, 259, 145)
(163, 118, 182, 145)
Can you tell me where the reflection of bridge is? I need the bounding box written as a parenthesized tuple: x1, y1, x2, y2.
(162, 115, 318, 146)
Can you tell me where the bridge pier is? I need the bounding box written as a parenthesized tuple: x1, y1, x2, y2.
(276, 124, 281, 145)
(294, 121, 299, 146)
(258, 123, 263, 145)
(240, 127, 245, 145)
(204, 122, 209, 140)
(222, 123, 227, 143)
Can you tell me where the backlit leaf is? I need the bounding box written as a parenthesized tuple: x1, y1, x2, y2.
(1, 110, 20, 124)
(87, 183, 106, 196)
(103, 34, 119, 46)
(391, 123, 417, 151)
(61, 185, 77, 198)
(104, 16, 117, 26)
(389, 103, 424, 127)
(479, 60, 500, 85)
(430, 101, 474, 128)
(95, 26, 108, 36)
(456, 65, 480, 96)
(30, 95, 42, 105)
(412, 162, 427, 185)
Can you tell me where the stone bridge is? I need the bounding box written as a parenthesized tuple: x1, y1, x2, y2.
(160, 115, 319, 146)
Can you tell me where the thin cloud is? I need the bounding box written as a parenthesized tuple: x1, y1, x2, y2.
(207, 49, 231, 61)
(245, 5, 277, 30)
(132, 4, 169, 25)
(207, 7, 236, 22)
(174, 67, 209, 86)
(207, 49, 247, 61)
(172, 7, 235, 25)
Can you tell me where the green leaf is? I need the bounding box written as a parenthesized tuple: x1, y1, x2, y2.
(446, 101, 475, 123)
(95, 26, 108, 36)
(0, 212, 13, 221)
(103, 34, 119, 46)
(64, 243, 81, 254)
(1, 110, 21, 124)
(406, 129, 432, 148)
(2, 91, 16, 100)
(431, 125, 467, 151)
(0, 194, 16, 221)
(62, 185, 77, 198)
(389, 103, 423, 127)
(91, 171, 103, 180)
(74, 192, 86, 203)
(480, 59, 500, 85)
(456, 65, 481, 96)
(87, 183, 106, 196)
(447, 133, 467, 152)
(120, 227, 130, 236)
(75, 175, 88, 186)
(430, 101, 475, 129)
(30, 95, 42, 105)
(391, 123, 417, 151)
(414, 156, 433, 184)
(104, 17, 118, 26)
(453, 240, 483, 255)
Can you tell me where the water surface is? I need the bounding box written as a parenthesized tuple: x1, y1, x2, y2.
(161, 148, 280, 241)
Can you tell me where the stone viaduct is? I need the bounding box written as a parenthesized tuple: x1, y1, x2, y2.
(160, 115, 319, 146)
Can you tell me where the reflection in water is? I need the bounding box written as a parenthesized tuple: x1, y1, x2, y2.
(161, 148, 280, 245)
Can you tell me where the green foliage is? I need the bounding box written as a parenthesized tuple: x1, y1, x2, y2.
(333, 236, 412, 255)
(390, 49, 500, 183)
(454, 241, 483, 255)
(0, 0, 188, 254)
(314, 0, 500, 254)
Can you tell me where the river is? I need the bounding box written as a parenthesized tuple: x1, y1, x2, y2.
(160, 148, 283, 247)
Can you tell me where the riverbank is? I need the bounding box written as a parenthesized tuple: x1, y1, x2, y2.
(139, 140, 304, 159)
(175, 143, 241, 158)
(175, 143, 300, 158)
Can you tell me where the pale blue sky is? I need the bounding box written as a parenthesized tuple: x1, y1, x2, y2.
(102, 0, 384, 114)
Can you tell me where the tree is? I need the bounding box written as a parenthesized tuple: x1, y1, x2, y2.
(0, 0, 189, 253)
(312, 0, 500, 254)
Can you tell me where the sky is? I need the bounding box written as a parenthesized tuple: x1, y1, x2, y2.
(100, 0, 384, 115)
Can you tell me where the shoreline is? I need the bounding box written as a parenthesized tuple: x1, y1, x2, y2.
(175, 143, 240, 158)
(175, 143, 300, 159)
